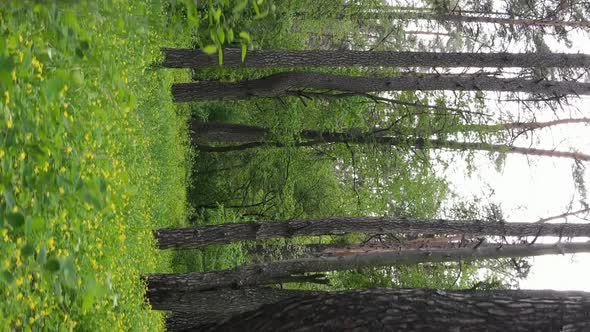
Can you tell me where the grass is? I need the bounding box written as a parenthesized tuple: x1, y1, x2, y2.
(0, 1, 192, 330)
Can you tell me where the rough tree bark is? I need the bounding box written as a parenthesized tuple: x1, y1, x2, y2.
(155, 216, 590, 249)
(147, 287, 315, 312)
(201, 288, 590, 331)
(172, 72, 590, 101)
(190, 123, 590, 161)
(162, 49, 590, 68)
(145, 241, 590, 291)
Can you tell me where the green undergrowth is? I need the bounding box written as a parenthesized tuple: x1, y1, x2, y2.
(1, 1, 192, 330)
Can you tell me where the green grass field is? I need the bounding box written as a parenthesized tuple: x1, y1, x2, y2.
(0, 1, 192, 330)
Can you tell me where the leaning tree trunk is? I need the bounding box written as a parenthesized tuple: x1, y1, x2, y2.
(154, 216, 590, 249)
(200, 288, 590, 331)
(145, 242, 590, 291)
(190, 122, 590, 161)
(162, 49, 590, 68)
(172, 72, 590, 101)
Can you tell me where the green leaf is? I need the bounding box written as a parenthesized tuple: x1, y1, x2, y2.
(214, 8, 222, 22)
(241, 44, 248, 62)
(252, 0, 260, 15)
(45, 258, 61, 272)
(239, 31, 250, 41)
(227, 29, 234, 42)
(21, 244, 35, 257)
(254, 8, 270, 19)
(37, 247, 47, 265)
(1, 270, 15, 284)
(3, 189, 15, 208)
(31, 216, 44, 233)
(218, 48, 223, 65)
(83, 191, 103, 209)
(98, 177, 107, 193)
(43, 78, 64, 103)
(202, 45, 217, 55)
(6, 212, 25, 229)
(0, 56, 15, 89)
(232, 0, 248, 14)
(216, 27, 226, 44)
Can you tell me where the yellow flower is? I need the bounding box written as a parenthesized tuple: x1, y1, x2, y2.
(47, 237, 56, 251)
(4, 91, 9, 105)
(11, 69, 16, 82)
(19, 152, 26, 160)
(31, 56, 43, 74)
(18, 34, 23, 43)
(66, 146, 73, 154)
(16, 277, 24, 286)
(58, 187, 65, 195)
(0, 149, 4, 158)
(6, 119, 13, 128)
(2, 259, 9, 269)
(18, 51, 24, 62)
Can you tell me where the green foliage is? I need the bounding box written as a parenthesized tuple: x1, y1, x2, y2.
(0, 1, 191, 330)
(169, 0, 275, 64)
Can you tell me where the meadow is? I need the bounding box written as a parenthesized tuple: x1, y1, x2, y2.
(1, 1, 192, 330)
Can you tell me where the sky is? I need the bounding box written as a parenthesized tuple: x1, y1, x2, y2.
(384, 0, 590, 290)
(437, 25, 590, 291)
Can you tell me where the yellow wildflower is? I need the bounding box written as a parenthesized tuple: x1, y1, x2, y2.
(47, 237, 56, 251)
(11, 69, 16, 82)
(31, 56, 43, 74)
(18, 34, 23, 43)
(5, 120, 12, 129)
(4, 91, 9, 105)
(58, 187, 65, 195)
(16, 277, 24, 286)
(19, 152, 26, 160)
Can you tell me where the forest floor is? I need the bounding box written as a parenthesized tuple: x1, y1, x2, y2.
(0, 1, 192, 330)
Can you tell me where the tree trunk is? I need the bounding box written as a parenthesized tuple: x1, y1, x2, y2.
(348, 6, 590, 29)
(190, 123, 590, 161)
(154, 216, 590, 249)
(147, 287, 315, 312)
(162, 49, 590, 69)
(201, 288, 590, 331)
(501, 118, 590, 130)
(172, 72, 590, 101)
(145, 242, 590, 291)
(419, 12, 590, 29)
(165, 311, 231, 332)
